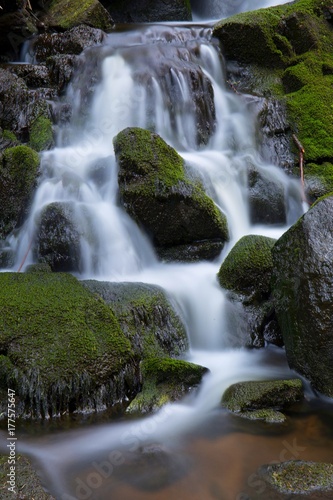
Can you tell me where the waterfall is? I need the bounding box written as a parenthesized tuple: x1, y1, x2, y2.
(4, 19, 308, 499)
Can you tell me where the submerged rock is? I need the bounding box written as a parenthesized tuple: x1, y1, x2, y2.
(114, 127, 228, 261)
(0, 145, 40, 239)
(257, 461, 333, 498)
(272, 194, 333, 397)
(0, 273, 138, 419)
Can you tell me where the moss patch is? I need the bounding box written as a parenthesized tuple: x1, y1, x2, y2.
(46, 0, 114, 31)
(217, 235, 276, 298)
(0, 273, 135, 418)
(29, 116, 54, 152)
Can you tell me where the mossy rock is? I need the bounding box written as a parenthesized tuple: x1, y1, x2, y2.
(82, 281, 188, 359)
(29, 115, 54, 152)
(0, 273, 137, 418)
(258, 461, 333, 496)
(0, 453, 55, 499)
(0, 145, 40, 239)
(44, 0, 114, 31)
(217, 235, 276, 298)
(114, 127, 228, 261)
(127, 357, 208, 414)
(221, 379, 303, 412)
(304, 162, 333, 201)
(237, 408, 287, 424)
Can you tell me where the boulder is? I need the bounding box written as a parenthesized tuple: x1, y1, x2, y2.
(0, 273, 138, 418)
(100, 0, 192, 23)
(35, 202, 82, 272)
(114, 127, 228, 261)
(272, 194, 333, 397)
(218, 235, 276, 298)
(32, 24, 106, 63)
(221, 379, 303, 414)
(247, 164, 287, 225)
(0, 145, 39, 239)
(82, 280, 189, 359)
(127, 357, 208, 414)
(41, 0, 114, 31)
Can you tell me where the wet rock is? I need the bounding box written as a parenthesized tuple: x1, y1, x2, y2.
(237, 408, 287, 424)
(0, 145, 40, 239)
(221, 379, 303, 414)
(114, 127, 228, 261)
(2, 63, 51, 88)
(46, 54, 80, 92)
(29, 115, 54, 151)
(272, 194, 333, 397)
(156, 240, 224, 263)
(0, 68, 53, 140)
(41, 0, 114, 31)
(0, 7, 37, 62)
(127, 357, 208, 414)
(100, 0, 192, 23)
(35, 201, 82, 272)
(0, 272, 138, 419)
(248, 164, 287, 225)
(257, 461, 333, 498)
(32, 25, 106, 63)
(218, 234, 276, 299)
(82, 281, 188, 359)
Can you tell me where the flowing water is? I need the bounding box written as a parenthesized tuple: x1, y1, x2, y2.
(1, 2, 333, 499)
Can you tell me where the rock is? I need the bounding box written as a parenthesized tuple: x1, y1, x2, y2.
(0, 272, 138, 419)
(82, 281, 188, 359)
(0, 68, 53, 141)
(247, 164, 287, 225)
(0, 7, 37, 62)
(127, 357, 208, 414)
(221, 379, 303, 412)
(218, 235, 276, 299)
(35, 202, 82, 272)
(0, 145, 40, 239)
(46, 54, 80, 92)
(272, 194, 333, 397)
(0, 454, 55, 500)
(29, 115, 54, 151)
(100, 0, 192, 23)
(156, 240, 224, 263)
(257, 461, 333, 498)
(114, 127, 228, 261)
(2, 63, 52, 88)
(41, 0, 114, 31)
(32, 25, 106, 63)
(237, 408, 287, 424)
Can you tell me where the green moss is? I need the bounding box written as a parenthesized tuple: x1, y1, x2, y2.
(238, 408, 287, 423)
(217, 235, 276, 297)
(2, 129, 17, 142)
(29, 116, 54, 152)
(127, 357, 208, 414)
(262, 461, 333, 493)
(0, 273, 134, 417)
(222, 379, 303, 412)
(47, 0, 114, 31)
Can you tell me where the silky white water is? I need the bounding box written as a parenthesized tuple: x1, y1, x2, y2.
(3, 13, 310, 499)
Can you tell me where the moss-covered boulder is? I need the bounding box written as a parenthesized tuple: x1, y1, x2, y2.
(0, 145, 40, 239)
(127, 357, 208, 414)
(214, 0, 333, 198)
(35, 202, 82, 272)
(218, 235, 276, 298)
(101, 0, 192, 23)
(42, 0, 114, 31)
(257, 461, 333, 497)
(82, 281, 188, 359)
(114, 127, 229, 261)
(272, 194, 333, 397)
(0, 272, 138, 419)
(221, 379, 303, 416)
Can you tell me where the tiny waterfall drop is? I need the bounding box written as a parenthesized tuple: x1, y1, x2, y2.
(5, 21, 311, 499)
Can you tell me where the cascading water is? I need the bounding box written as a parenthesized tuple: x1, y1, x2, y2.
(3, 10, 329, 500)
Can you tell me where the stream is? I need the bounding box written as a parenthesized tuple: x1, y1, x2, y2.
(2, 1, 333, 499)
